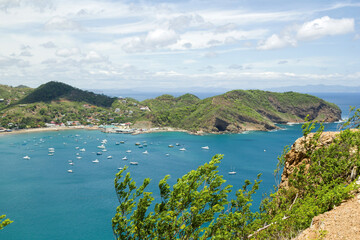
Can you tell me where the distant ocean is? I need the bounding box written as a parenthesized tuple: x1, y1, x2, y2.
(0, 92, 359, 240)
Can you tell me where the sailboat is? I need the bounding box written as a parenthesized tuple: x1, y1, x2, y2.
(228, 168, 237, 175)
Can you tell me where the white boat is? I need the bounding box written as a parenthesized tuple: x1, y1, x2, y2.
(176, 143, 180, 146)
(23, 156, 30, 160)
(80, 148, 86, 152)
(69, 162, 74, 165)
(115, 142, 120, 145)
(75, 147, 80, 150)
(76, 153, 80, 156)
(48, 148, 55, 153)
(120, 141, 125, 144)
(168, 144, 174, 148)
(102, 149, 107, 152)
(135, 142, 141, 146)
(228, 168, 236, 175)
(76, 156, 82, 159)
(165, 153, 170, 156)
(117, 167, 123, 170)
(67, 169, 73, 173)
(201, 146, 209, 150)
(96, 152, 102, 155)
(126, 150, 132, 153)
(92, 159, 99, 163)
(107, 156, 113, 159)
(122, 156, 128, 160)
(130, 162, 138, 165)
(179, 148, 186, 151)
(48, 153, 54, 156)
(97, 145, 106, 149)
(142, 150, 148, 154)
(101, 139, 107, 144)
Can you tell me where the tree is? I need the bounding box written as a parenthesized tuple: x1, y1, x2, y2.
(112, 154, 261, 239)
(0, 215, 12, 230)
(112, 115, 360, 239)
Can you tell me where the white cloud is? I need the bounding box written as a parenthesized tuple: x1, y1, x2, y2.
(0, 56, 29, 67)
(41, 58, 57, 64)
(40, 41, 56, 48)
(55, 48, 80, 57)
(257, 16, 355, 50)
(0, 0, 21, 11)
(203, 52, 218, 58)
(83, 51, 108, 63)
(215, 23, 238, 33)
(297, 16, 354, 40)
(172, 29, 267, 50)
(20, 50, 33, 57)
(146, 29, 179, 47)
(123, 28, 179, 53)
(257, 34, 296, 50)
(44, 16, 84, 31)
(168, 14, 205, 31)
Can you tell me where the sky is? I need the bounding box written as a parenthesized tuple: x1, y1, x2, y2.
(0, 0, 359, 92)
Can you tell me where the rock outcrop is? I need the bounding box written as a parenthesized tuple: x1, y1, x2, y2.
(280, 132, 339, 189)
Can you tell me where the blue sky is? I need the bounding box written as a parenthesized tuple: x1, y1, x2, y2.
(0, 0, 359, 91)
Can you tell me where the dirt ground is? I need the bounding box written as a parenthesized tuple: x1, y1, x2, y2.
(294, 189, 360, 240)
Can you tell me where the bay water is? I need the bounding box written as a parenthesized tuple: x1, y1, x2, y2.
(0, 93, 358, 240)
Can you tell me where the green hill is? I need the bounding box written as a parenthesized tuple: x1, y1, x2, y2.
(18, 81, 116, 107)
(0, 81, 341, 132)
(0, 84, 33, 109)
(136, 90, 341, 133)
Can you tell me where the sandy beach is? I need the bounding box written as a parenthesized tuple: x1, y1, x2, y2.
(0, 126, 101, 136)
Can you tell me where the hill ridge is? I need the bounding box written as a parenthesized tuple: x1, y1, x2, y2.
(18, 81, 116, 107)
(0, 81, 341, 132)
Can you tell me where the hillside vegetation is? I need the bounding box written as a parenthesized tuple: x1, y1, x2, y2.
(137, 89, 341, 133)
(0, 82, 341, 131)
(0, 84, 32, 109)
(18, 81, 116, 107)
(112, 117, 360, 239)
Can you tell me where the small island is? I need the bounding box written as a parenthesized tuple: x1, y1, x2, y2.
(0, 81, 341, 134)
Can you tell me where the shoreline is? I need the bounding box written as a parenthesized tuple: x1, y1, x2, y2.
(0, 126, 101, 136)
(0, 126, 226, 136)
(0, 120, 343, 137)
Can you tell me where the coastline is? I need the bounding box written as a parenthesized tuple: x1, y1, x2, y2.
(0, 119, 343, 137)
(0, 126, 221, 136)
(0, 126, 101, 136)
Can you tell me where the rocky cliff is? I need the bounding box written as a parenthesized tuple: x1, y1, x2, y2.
(279, 130, 360, 239)
(280, 131, 339, 189)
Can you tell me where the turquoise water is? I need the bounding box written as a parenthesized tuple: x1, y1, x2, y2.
(1, 92, 359, 239)
(0, 123, 341, 240)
